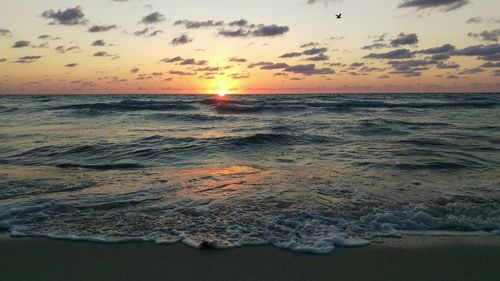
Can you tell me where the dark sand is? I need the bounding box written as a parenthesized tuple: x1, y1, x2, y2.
(1, 232, 499, 281)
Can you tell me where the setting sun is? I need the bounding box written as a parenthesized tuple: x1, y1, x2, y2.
(218, 90, 227, 97)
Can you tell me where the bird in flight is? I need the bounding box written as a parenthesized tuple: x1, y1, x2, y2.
(336, 13, 342, 19)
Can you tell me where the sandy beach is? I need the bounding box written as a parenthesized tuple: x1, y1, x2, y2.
(1, 233, 499, 281)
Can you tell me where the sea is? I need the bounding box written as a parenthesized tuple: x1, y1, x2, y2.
(0, 93, 499, 253)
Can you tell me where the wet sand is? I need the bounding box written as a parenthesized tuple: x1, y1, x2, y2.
(1, 233, 499, 281)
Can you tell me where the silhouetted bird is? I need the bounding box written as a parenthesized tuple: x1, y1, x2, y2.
(336, 13, 342, 19)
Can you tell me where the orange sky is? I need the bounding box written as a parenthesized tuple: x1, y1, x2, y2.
(0, 0, 499, 94)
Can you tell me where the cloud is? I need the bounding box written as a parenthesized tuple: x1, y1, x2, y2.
(436, 61, 460, 68)
(260, 63, 289, 70)
(300, 42, 320, 48)
(279, 52, 303, 58)
(364, 49, 414, 59)
(93, 51, 113, 57)
(431, 53, 451, 60)
(459, 67, 484, 74)
(361, 43, 387, 50)
(417, 43, 455, 54)
(481, 62, 500, 68)
(38, 34, 60, 40)
(229, 73, 251, 79)
(174, 20, 224, 29)
(302, 47, 328, 55)
(284, 64, 335, 75)
(55, 45, 80, 53)
(160, 56, 184, 63)
(467, 17, 483, 24)
(228, 57, 247, 63)
(456, 44, 500, 61)
(252, 25, 289, 37)
(140, 12, 165, 24)
(305, 53, 330, 61)
(390, 33, 419, 46)
(88, 25, 118, 32)
(65, 63, 78, 67)
(169, 70, 196, 76)
(14, 56, 42, 64)
(12, 40, 32, 48)
(171, 34, 193, 46)
(91, 40, 107, 46)
(0, 29, 12, 37)
(42, 6, 87, 25)
(130, 67, 140, 73)
(131, 27, 163, 37)
(0, 58, 7, 63)
(468, 29, 500, 42)
(466, 17, 500, 24)
(217, 21, 289, 38)
(179, 58, 207, 65)
(398, 0, 469, 12)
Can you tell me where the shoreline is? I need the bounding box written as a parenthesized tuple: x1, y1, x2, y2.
(1, 233, 499, 281)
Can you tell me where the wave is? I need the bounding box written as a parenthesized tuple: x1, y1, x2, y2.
(51, 99, 197, 112)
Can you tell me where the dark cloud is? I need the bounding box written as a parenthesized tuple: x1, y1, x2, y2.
(431, 53, 451, 60)
(361, 43, 387, 50)
(93, 51, 113, 57)
(252, 25, 289, 37)
(0, 29, 12, 37)
(300, 42, 319, 48)
(456, 44, 500, 61)
(417, 43, 455, 54)
(12, 40, 32, 48)
(160, 56, 184, 63)
(217, 28, 249, 37)
(468, 29, 500, 42)
(171, 34, 193, 46)
(169, 70, 196, 76)
(467, 17, 483, 24)
(398, 0, 469, 12)
(38, 34, 60, 40)
(229, 73, 251, 79)
(459, 67, 484, 74)
(217, 22, 289, 38)
(279, 52, 303, 58)
(174, 20, 224, 29)
(130, 67, 140, 73)
(436, 61, 460, 68)
(228, 57, 247, 63)
(42, 6, 87, 25)
(55, 45, 80, 53)
(305, 53, 330, 61)
(91, 40, 107, 46)
(481, 62, 500, 68)
(88, 25, 118, 32)
(0, 58, 7, 63)
(364, 49, 414, 59)
(390, 33, 418, 46)
(302, 47, 328, 55)
(284, 64, 335, 75)
(229, 19, 250, 27)
(388, 59, 437, 72)
(15, 56, 42, 64)
(140, 12, 166, 24)
(65, 63, 78, 67)
(260, 63, 289, 70)
(179, 58, 207, 65)
(131, 27, 163, 37)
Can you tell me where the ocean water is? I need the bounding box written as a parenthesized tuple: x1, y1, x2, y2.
(0, 93, 499, 253)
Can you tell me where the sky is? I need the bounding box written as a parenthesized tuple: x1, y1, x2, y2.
(0, 0, 499, 94)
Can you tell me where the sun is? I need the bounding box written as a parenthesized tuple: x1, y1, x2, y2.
(217, 90, 227, 97)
